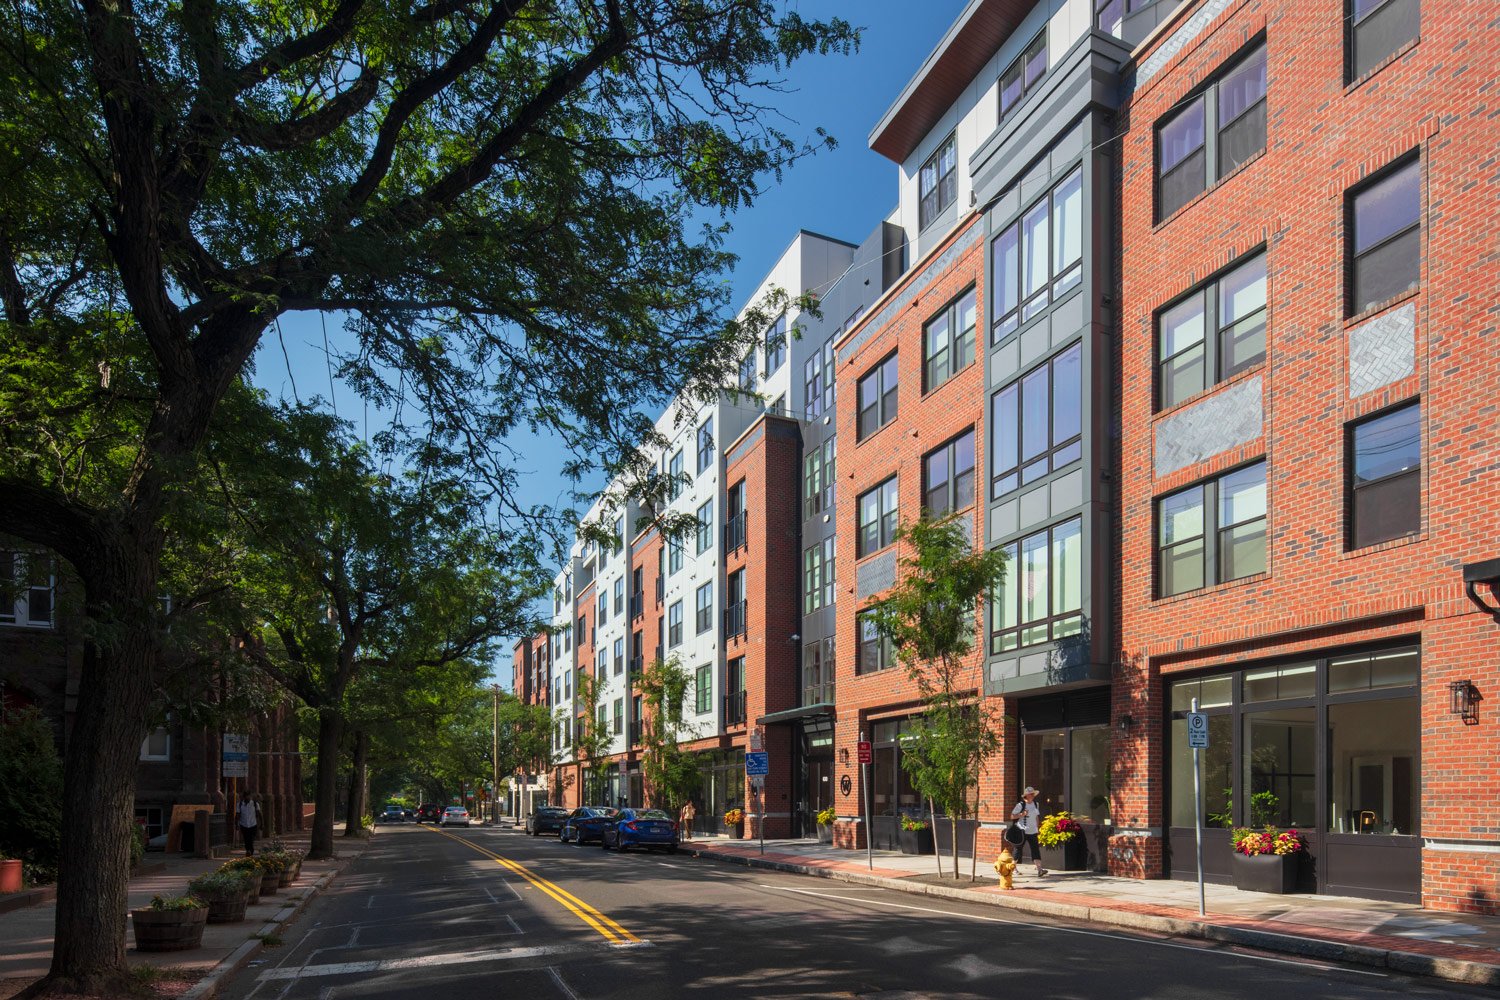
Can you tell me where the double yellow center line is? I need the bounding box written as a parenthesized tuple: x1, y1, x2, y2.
(424, 827, 640, 944)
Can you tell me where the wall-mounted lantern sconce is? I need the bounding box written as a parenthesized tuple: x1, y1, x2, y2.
(1118, 714, 1135, 732)
(1463, 557, 1500, 622)
(1448, 680, 1481, 725)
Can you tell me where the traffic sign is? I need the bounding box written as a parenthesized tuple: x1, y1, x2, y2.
(745, 751, 769, 776)
(222, 734, 249, 778)
(1187, 712, 1209, 748)
(856, 741, 872, 764)
(749, 727, 764, 752)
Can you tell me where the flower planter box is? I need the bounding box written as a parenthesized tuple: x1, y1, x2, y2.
(277, 868, 296, 888)
(259, 871, 281, 895)
(1231, 852, 1299, 894)
(0, 859, 22, 893)
(898, 827, 934, 856)
(1040, 839, 1087, 872)
(816, 823, 833, 845)
(204, 893, 249, 924)
(132, 907, 208, 952)
(726, 827, 743, 840)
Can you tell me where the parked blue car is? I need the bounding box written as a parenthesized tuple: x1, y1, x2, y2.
(561, 806, 618, 845)
(601, 808, 680, 853)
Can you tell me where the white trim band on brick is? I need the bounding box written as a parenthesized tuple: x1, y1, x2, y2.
(1422, 839, 1500, 855)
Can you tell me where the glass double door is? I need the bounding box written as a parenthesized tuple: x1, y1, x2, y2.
(1020, 726, 1112, 823)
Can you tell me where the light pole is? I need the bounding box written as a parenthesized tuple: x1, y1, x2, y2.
(491, 683, 501, 825)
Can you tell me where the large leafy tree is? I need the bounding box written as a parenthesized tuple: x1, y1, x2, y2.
(865, 515, 1008, 882)
(0, 0, 854, 987)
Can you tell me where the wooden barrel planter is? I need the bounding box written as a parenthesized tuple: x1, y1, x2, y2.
(259, 870, 281, 895)
(277, 866, 296, 888)
(203, 892, 250, 924)
(132, 907, 208, 952)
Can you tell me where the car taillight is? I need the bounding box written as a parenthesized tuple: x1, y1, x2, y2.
(625, 822, 638, 832)
(669, 822, 678, 833)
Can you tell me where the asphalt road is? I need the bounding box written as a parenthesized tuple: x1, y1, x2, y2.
(223, 824, 1483, 999)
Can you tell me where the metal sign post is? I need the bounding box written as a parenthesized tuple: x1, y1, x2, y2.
(746, 750, 769, 856)
(1188, 699, 1208, 917)
(859, 732, 873, 870)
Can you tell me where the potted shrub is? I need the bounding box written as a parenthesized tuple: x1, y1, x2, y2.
(131, 895, 208, 952)
(723, 808, 745, 839)
(188, 871, 256, 924)
(0, 851, 22, 894)
(897, 814, 934, 856)
(1230, 826, 1304, 894)
(262, 850, 297, 887)
(815, 807, 836, 845)
(1038, 811, 1087, 871)
(219, 859, 262, 904)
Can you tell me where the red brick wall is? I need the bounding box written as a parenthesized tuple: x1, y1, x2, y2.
(831, 215, 997, 847)
(1115, 0, 1500, 909)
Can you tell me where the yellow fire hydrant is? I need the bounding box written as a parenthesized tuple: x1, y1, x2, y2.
(993, 846, 1017, 890)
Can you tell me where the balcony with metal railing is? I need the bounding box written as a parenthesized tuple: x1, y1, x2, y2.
(630, 593, 644, 620)
(722, 600, 746, 640)
(723, 510, 747, 553)
(629, 655, 643, 676)
(723, 689, 747, 726)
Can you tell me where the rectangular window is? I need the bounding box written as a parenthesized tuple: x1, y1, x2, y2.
(989, 517, 1083, 652)
(613, 698, 624, 736)
(0, 552, 54, 627)
(821, 535, 836, 609)
(1348, 403, 1420, 548)
(923, 287, 977, 392)
(613, 637, 624, 675)
(990, 342, 1082, 498)
(1096, 0, 1123, 35)
(1156, 461, 1267, 598)
(857, 477, 899, 557)
(613, 578, 624, 615)
(991, 167, 1082, 341)
(804, 438, 836, 520)
(695, 665, 713, 714)
(857, 609, 896, 674)
(803, 543, 823, 615)
(923, 428, 976, 516)
(919, 133, 958, 230)
(725, 569, 745, 639)
(1347, 157, 1419, 316)
(668, 601, 684, 647)
(1348, 0, 1419, 82)
(1156, 251, 1266, 410)
(764, 315, 787, 375)
(140, 727, 170, 762)
(696, 418, 715, 474)
(668, 449, 684, 500)
(668, 537, 684, 575)
(857, 354, 899, 440)
(738, 350, 757, 392)
(998, 30, 1047, 122)
(614, 516, 626, 551)
(695, 499, 713, 554)
(695, 582, 713, 635)
(1155, 43, 1266, 221)
(597, 590, 607, 625)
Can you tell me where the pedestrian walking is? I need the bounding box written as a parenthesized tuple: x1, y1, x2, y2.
(679, 799, 697, 835)
(1009, 786, 1046, 877)
(238, 793, 263, 856)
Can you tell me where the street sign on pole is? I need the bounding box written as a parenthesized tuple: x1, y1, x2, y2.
(860, 731, 873, 871)
(856, 740, 872, 765)
(1191, 698, 1206, 917)
(222, 734, 249, 778)
(745, 751, 769, 776)
(749, 727, 764, 753)
(1186, 712, 1209, 749)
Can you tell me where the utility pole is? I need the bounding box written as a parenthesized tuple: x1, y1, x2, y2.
(491, 683, 501, 825)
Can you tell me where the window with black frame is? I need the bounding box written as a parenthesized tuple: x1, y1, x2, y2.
(668, 601, 683, 647)
(918, 133, 957, 231)
(989, 516, 1082, 653)
(923, 428, 976, 516)
(694, 581, 713, 634)
(1347, 156, 1419, 316)
(998, 31, 1047, 122)
(1347, 402, 1420, 549)
(923, 287, 977, 392)
(857, 354, 899, 440)
(1155, 42, 1266, 221)
(1156, 461, 1267, 598)
(1156, 251, 1266, 410)
(857, 477, 899, 557)
(990, 343, 1081, 499)
(857, 610, 896, 674)
(764, 314, 787, 375)
(991, 167, 1082, 342)
(696, 417, 715, 474)
(1348, 0, 1418, 82)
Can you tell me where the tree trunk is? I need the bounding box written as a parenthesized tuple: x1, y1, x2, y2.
(344, 730, 368, 836)
(41, 578, 157, 994)
(309, 707, 344, 859)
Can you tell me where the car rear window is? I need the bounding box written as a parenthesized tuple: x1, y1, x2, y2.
(634, 810, 672, 820)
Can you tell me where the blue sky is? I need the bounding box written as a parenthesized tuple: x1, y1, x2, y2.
(247, 3, 969, 674)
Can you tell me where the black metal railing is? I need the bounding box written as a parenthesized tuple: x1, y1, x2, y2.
(722, 600, 747, 640)
(629, 655, 643, 676)
(654, 577, 664, 606)
(723, 689, 747, 726)
(630, 593, 644, 620)
(723, 510, 748, 553)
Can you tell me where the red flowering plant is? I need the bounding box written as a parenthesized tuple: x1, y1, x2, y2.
(1232, 826, 1305, 856)
(1037, 811, 1084, 848)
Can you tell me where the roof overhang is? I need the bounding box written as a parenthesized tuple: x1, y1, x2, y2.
(868, 0, 1039, 164)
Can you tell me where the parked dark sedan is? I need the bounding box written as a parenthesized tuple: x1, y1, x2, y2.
(415, 803, 444, 824)
(526, 807, 571, 837)
(374, 807, 406, 825)
(560, 806, 618, 845)
(602, 808, 679, 853)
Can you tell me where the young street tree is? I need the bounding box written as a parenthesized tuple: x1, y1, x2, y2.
(572, 671, 616, 805)
(0, 2, 855, 989)
(636, 655, 699, 818)
(865, 515, 1008, 881)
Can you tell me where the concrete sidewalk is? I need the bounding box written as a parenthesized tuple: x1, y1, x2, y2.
(683, 835, 1500, 988)
(0, 831, 373, 1000)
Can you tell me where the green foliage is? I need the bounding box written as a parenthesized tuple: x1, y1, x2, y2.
(186, 871, 256, 900)
(637, 656, 699, 815)
(129, 825, 146, 871)
(0, 709, 63, 883)
(815, 806, 836, 827)
(900, 815, 929, 832)
(1249, 790, 1281, 828)
(146, 895, 204, 912)
(1037, 811, 1082, 848)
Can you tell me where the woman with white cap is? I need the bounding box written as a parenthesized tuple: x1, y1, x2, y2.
(1010, 786, 1046, 877)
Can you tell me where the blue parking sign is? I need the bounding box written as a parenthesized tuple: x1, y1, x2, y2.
(745, 751, 769, 776)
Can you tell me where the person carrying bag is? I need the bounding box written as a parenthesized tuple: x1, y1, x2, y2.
(1009, 786, 1046, 877)
(237, 793, 263, 857)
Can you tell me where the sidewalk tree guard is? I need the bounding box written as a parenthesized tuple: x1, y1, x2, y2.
(865, 515, 1009, 882)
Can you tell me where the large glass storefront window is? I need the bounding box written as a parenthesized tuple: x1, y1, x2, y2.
(1169, 712, 1232, 828)
(1328, 697, 1419, 836)
(1243, 707, 1316, 828)
(1070, 726, 1112, 823)
(1018, 689, 1112, 825)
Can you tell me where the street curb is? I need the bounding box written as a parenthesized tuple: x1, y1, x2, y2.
(0, 886, 57, 915)
(180, 865, 344, 1000)
(686, 847, 1500, 989)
